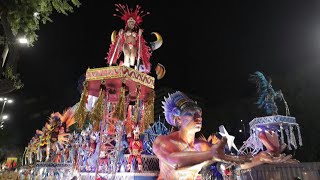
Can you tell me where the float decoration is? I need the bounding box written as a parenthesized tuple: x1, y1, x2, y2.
(239, 71, 302, 155)
(74, 81, 88, 129)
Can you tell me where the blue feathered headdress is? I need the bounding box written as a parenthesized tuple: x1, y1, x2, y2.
(162, 91, 198, 126)
(249, 71, 283, 115)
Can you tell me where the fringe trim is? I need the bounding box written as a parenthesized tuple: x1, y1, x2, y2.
(133, 87, 141, 123)
(113, 86, 126, 120)
(74, 82, 88, 129)
(125, 105, 133, 135)
(285, 128, 291, 150)
(297, 125, 303, 146)
(90, 88, 105, 132)
(142, 90, 155, 132)
(290, 125, 297, 149)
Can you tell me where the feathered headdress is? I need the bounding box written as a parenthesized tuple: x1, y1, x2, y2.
(249, 71, 283, 115)
(60, 108, 76, 129)
(162, 91, 198, 126)
(48, 112, 62, 128)
(50, 112, 62, 120)
(249, 71, 275, 108)
(113, 4, 149, 26)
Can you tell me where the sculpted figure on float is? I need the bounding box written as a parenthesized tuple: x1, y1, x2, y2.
(153, 91, 297, 180)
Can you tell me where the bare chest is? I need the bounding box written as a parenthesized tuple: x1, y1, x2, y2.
(169, 139, 201, 152)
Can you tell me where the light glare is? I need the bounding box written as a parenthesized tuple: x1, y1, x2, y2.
(33, 12, 39, 17)
(18, 38, 29, 44)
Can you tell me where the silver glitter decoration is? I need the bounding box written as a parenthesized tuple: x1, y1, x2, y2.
(285, 128, 291, 150)
(297, 125, 303, 146)
(280, 124, 285, 144)
(290, 125, 297, 149)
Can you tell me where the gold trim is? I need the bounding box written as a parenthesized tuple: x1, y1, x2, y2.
(85, 66, 155, 89)
(86, 66, 121, 72)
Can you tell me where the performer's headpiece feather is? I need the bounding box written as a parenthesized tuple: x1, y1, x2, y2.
(162, 91, 201, 126)
(113, 4, 149, 26)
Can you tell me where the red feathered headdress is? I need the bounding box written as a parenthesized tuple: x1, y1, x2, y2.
(113, 4, 149, 26)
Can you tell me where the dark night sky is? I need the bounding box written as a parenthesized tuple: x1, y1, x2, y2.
(2, 0, 320, 161)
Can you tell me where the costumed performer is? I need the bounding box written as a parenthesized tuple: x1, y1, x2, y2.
(153, 91, 297, 180)
(127, 126, 144, 172)
(106, 4, 162, 73)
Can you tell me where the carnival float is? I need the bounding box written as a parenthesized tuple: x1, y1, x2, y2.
(19, 3, 305, 180)
(20, 4, 168, 180)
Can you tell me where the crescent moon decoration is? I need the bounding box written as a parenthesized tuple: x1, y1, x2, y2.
(111, 30, 117, 44)
(155, 63, 166, 80)
(150, 32, 163, 51)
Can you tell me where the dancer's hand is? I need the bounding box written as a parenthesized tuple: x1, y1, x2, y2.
(254, 151, 299, 164)
(211, 137, 251, 164)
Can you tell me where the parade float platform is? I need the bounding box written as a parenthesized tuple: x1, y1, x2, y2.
(19, 155, 160, 179)
(80, 172, 158, 180)
(240, 162, 320, 180)
(78, 154, 160, 172)
(239, 115, 302, 155)
(249, 115, 298, 129)
(86, 66, 155, 102)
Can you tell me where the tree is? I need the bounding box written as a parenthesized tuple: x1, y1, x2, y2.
(0, 0, 81, 95)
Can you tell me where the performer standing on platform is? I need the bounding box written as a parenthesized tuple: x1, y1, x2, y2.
(153, 91, 297, 180)
(127, 127, 143, 172)
(106, 4, 162, 73)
